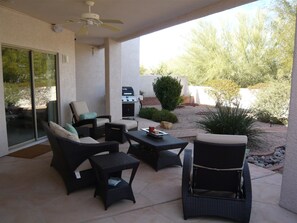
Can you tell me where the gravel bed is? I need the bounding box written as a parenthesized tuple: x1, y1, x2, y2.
(171, 105, 288, 171)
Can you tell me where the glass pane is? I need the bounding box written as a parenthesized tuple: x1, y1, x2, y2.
(33, 52, 58, 138)
(2, 47, 34, 146)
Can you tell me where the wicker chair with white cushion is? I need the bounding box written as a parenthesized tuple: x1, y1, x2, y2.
(69, 101, 111, 139)
(182, 133, 252, 222)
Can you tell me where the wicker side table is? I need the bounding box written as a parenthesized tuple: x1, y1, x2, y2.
(89, 152, 140, 210)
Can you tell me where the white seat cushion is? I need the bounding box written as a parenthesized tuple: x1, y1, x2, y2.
(96, 118, 110, 126)
(79, 137, 99, 144)
(79, 118, 110, 128)
(196, 133, 247, 145)
(113, 119, 138, 130)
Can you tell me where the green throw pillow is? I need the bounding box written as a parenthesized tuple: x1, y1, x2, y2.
(64, 123, 78, 136)
(79, 112, 97, 120)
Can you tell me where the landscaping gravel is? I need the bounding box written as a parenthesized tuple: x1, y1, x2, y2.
(143, 102, 288, 171)
(171, 105, 288, 171)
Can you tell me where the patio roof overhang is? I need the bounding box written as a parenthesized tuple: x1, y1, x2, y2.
(0, 0, 256, 46)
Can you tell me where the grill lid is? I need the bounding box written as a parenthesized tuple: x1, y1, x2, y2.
(122, 86, 134, 96)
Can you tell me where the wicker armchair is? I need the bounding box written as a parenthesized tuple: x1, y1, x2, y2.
(69, 101, 111, 139)
(182, 133, 252, 222)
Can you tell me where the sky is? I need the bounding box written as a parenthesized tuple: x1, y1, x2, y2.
(139, 0, 272, 69)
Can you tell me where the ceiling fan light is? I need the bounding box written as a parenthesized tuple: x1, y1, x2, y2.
(86, 20, 93, 25)
(81, 12, 99, 21)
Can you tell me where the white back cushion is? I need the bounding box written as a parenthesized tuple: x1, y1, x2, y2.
(196, 133, 247, 145)
(71, 101, 89, 121)
(113, 119, 138, 130)
(49, 121, 80, 143)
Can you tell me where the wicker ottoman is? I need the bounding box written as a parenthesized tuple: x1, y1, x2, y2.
(105, 119, 138, 143)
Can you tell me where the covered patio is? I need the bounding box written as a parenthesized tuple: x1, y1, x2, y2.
(1, 0, 297, 220)
(0, 117, 296, 222)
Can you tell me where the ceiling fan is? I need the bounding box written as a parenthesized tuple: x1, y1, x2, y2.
(63, 0, 123, 34)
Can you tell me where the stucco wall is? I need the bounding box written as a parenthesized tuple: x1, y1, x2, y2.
(75, 44, 106, 115)
(279, 16, 297, 213)
(75, 38, 140, 120)
(0, 6, 76, 155)
(189, 86, 257, 108)
(122, 38, 141, 114)
(122, 39, 140, 93)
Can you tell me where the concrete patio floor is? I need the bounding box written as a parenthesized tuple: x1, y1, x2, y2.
(0, 117, 296, 223)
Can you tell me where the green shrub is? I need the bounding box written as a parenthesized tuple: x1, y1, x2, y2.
(248, 82, 269, 90)
(153, 76, 183, 111)
(253, 110, 272, 123)
(138, 107, 159, 119)
(252, 81, 290, 125)
(198, 105, 262, 146)
(254, 110, 283, 124)
(207, 79, 240, 107)
(151, 109, 178, 123)
(4, 83, 20, 107)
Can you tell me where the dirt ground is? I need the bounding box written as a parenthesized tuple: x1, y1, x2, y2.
(172, 105, 288, 153)
(142, 100, 288, 153)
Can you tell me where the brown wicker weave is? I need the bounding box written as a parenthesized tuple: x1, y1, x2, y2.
(125, 130, 188, 171)
(42, 122, 119, 195)
(182, 141, 252, 222)
(105, 121, 138, 143)
(69, 102, 111, 139)
(89, 152, 139, 210)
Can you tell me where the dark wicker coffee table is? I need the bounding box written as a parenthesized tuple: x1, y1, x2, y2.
(89, 152, 140, 210)
(125, 130, 188, 171)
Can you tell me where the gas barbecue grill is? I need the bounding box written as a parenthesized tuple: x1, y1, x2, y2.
(122, 86, 138, 117)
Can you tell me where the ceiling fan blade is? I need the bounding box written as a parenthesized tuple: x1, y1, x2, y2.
(65, 19, 76, 23)
(100, 19, 123, 24)
(100, 23, 121, 31)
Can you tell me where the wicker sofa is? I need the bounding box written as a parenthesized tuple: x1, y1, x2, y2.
(42, 121, 119, 195)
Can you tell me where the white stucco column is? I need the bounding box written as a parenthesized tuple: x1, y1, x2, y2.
(279, 17, 297, 214)
(104, 38, 122, 121)
(0, 49, 9, 156)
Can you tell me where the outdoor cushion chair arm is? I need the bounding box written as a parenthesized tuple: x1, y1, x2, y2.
(97, 115, 111, 122)
(242, 161, 252, 208)
(72, 118, 97, 127)
(182, 149, 193, 199)
(56, 137, 119, 171)
(72, 115, 111, 128)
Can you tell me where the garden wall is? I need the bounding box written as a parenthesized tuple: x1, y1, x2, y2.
(189, 86, 257, 109)
(140, 75, 257, 109)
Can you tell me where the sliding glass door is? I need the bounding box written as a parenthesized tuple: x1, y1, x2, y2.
(2, 46, 58, 147)
(33, 51, 58, 139)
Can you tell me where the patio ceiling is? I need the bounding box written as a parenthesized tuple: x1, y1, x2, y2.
(0, 0, 255, 46)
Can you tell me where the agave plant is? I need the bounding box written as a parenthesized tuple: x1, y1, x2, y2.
(198, 105, 263, 146)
